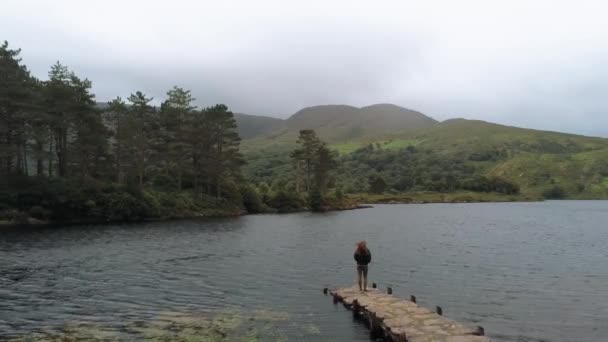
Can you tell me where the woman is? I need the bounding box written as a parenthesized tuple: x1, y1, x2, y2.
(354, 240, 372, 292)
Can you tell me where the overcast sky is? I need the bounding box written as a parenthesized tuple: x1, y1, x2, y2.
(2, 0, 608, 136)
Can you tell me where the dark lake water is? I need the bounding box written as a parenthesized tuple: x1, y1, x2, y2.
(1, 201, 608, 341)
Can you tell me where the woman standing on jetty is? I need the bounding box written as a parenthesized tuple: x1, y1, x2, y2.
(354, 241, 372, 292)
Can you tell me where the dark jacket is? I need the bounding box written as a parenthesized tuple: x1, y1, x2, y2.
(354, 248, 371, 266)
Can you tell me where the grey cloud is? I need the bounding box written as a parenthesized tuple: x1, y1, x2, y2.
(2, 0, 607, 136)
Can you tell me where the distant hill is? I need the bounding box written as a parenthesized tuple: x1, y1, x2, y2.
(409, 119, 608, 198)
(285, 103, 437, 142)
(234, 113, 286, 139)
(239, 103, 438, 154)
(412, 118, 608, 155)
(241, 106, 608, 199)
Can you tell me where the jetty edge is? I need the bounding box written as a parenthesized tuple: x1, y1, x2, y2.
(325, 286, 490, 342)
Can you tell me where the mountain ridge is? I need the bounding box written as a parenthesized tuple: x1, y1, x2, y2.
(236, 103, 438, 143)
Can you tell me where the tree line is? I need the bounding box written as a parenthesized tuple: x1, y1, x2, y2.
(1, 40, 344, 222)
(1, 41, 257, 222)
(1, 41, 242, 198)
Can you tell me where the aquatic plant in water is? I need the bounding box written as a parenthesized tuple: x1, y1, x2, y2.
(6, 309, 298, 342)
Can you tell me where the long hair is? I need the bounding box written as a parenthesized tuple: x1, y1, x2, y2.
(356, 240, 368, 254)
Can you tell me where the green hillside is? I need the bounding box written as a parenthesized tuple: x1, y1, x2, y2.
(240, 103, 437, 154)
(234, 113, 287, 139)
(408, 119, 608, 198)
(242, 109, 608, 200)
(286, 103, 436, 142)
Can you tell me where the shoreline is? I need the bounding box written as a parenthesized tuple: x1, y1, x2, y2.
(3, 196, 606, 228)
(0, 203, 375, 228)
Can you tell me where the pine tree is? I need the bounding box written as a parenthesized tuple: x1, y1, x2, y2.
(313, 142, 337, 195)
(159, 86, 196, 190)
(104, 97, 128, 183)
(204, 104, 243, 198)
(125, 91, 155, 188)
(290, 129, 322, 193)
(0, 41, 36, 175)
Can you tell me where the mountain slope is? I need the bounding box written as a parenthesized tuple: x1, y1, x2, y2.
(412, 119, 608, 155)
(242, 111, 608, 199)
(234, 113, 286, 139)
(285, 103, 437, 142)
(240, 103, 438, 154)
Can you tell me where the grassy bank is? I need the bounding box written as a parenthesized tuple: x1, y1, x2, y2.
(350, 191, 542, 204)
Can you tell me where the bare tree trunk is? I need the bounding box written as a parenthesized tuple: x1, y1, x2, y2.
(5, 117, 14, 174)
(22, 142, 28, 176)
(48, 138, 53, 177)
(36, 140, 44, 176)
(177, 167, 182, 191)
(116, 144, 121, 184)
(138, 167, 143, 188)
(306, 160, 311, 193)
(55, 128, 67, 177)
(15, 134, 22, 175)
(295, 160, 301, 194)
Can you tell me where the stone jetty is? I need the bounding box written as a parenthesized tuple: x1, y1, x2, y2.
(326, 286, 490, 342)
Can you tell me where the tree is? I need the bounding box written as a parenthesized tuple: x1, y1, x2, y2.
(204, 104, 243, 198)
(543, 185, 565, 199)
(0, 41, 37, 175)
(104, 97, 128, 183)
(290, 129, 322, 193)
(43, 62, 102, 179)
(368, 175, 387, 194)
(313, 142, 337, 195)
(125, 91, 155, 188)
(68, 74, 107, 180)
(158, 86, 196, 190)
(187, 104, 243, 198)
(45, 62, 73, 177)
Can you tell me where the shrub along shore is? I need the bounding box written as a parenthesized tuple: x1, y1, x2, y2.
(1, 177, 541, 228)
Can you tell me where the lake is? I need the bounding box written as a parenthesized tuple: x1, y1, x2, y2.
(1, 201, 607, 341)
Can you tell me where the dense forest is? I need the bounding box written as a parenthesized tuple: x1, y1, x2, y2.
(0, 41, 348, 225)
(246, 142, 521, 202)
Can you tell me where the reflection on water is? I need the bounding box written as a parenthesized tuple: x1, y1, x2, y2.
(1, 201, 608, 341)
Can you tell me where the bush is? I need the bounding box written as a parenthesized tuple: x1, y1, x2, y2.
(268, 191, 305, 213)
(29, 205, 51, 220)
(141, 191, 162, 218)
(308, 188, 324, 212)
(241, 186, 265, 213)
(100, 192, 146, 221)
(368, 175, 387, 194)
(543, 186, 566, 199)
(462, 176, 519, 195)
(0, 209, 27, 223)
(334, 186, 344, 200)
(152, 174, 176, 191)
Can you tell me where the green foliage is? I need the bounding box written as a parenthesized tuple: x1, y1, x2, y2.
(240, 186, 267, 213)
(334, 185, 344, 200)
(543, 186, 566, 199)
(6, 38, 608, 224)
(368, 175, 387, 194)
(100, 191, 145, 221)
(267, 191, 305, 213)
(0, 41, 254, 223)
(290, 129, 337, 198)
(308, 188, 324, 212)
(462, 176, 519, 195)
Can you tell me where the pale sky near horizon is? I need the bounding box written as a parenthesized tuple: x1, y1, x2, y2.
(2, 0, 608, 136)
